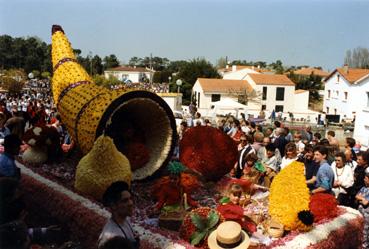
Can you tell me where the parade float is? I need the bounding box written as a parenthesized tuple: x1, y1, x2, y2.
(17, 25, 363, 249)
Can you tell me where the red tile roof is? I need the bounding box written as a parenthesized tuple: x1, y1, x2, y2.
(197, 78, 253, 93)
(293, 68, 329, 77)
(247, 73, 295, 86)
(324, 67, 369, 84)
(106, 66, 153, 72)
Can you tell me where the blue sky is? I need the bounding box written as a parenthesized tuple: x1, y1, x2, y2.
(1, 0, 369, 71)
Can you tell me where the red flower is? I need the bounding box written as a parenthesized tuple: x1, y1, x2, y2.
(180, 127, 238, 181)
(216, 203, 257, 233)
(309, 193, 338, 222)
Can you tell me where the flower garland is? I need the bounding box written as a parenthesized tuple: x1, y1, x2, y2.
(269, 161, 311, 231)
(270, 206, 363, 249)
(179, 126, 238, 181)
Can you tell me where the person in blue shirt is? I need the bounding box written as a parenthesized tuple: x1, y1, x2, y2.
(356, 170, 369, 248)
(0, 134, 22, 179)
(311, 145, 334, 194)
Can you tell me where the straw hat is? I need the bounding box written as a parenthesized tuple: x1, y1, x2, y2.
(208, 221, 250, 249)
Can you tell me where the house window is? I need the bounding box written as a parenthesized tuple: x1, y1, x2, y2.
(337, 75, 340, 83)
(275, 105, 284, 112)
(262, 87, 267, 100)
(344, 92, 348, 100)
(336, 91, 339, 97)
(197, 92, 200, 107)
(328, 90, 331, 98)
(326, 107, 329, 114)
(334, 109, 337, 115)
(367, 92, 369, 108)
(262, 105, 266, 110)
(276, 87, 285, 101)
(211, 94, 221, 102)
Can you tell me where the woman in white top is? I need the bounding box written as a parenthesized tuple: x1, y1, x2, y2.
(280, 142, 298, 171)
(331, 152, 354, 206)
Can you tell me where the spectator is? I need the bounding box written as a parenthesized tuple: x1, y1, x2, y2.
(98, 181, 139, 249)
(331, 152, 354, 206)
(346, 137, 358, 161)
(233, 135, 255, 179)
(311, 146, 334, 194)
(302, 145, 320, 191)
(355, 171, 369, 248)
(0, 134, 22, 179)
(326, 130, 340, 152)
(280, 142, 298, 171)
(293, 132, 305, 155)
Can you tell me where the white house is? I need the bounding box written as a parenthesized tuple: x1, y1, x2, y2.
(192, 78, 253, 112)
(104, 66, 154, 83)
(192, 74, 317, 121)
(323, 66, 369, 121)
(244, 73, 296, 114)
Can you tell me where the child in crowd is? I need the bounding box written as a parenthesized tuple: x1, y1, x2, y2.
(293, 132, 305, 156)
(241, 153, 262, 184)
(355, 171, 369, 248)
(262, 144, 278, 188)
(280, 142, 298, 171)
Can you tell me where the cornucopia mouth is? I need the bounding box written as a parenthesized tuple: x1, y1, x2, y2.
(96, 90, 177, 180)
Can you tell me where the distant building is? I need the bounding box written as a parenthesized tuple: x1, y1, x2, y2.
(292, 67, 330, 79)
(218, 65, 272, 78)
(323, 66, 369, 121)
(192, 74, 315, 120)
(104, 66, 154, 83)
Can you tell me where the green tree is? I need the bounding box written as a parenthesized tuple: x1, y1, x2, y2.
(41, 71, 51, 79)
(287, 71, 323, 102)
(92, 55, 103, 75)
(103, 54, 120, 70)
(269, 60, 284, 74)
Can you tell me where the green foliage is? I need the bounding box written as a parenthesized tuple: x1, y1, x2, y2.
(216, 57, 227, 69)
(287, 71, 323, 102)
(0, 35, 51, 73)
(103, 54, 120, 70)
(189, 210, 219, 246)
(31, 70, 40, 78)
(269, 60, 284, 74)
(167, 161, 186, 175)
(128, 56, 170, 71)
(93, 74, 123, 88)
(41, 71, 51, 79)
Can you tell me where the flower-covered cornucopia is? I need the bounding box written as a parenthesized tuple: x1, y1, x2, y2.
(51, 24, 177, 180)
(179, 126, 238, 181)
(22, 126, 62, 164)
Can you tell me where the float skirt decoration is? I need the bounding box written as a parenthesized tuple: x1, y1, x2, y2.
(51, 25, 176, 179)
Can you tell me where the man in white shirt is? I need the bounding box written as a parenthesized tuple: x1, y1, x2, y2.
(98, 181, 139, 249)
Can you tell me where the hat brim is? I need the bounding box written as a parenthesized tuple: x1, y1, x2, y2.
(208, 229, 250, 249)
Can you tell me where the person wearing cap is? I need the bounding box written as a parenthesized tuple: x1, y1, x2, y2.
(355, 170, 369, 248)
(98, 181, 139, 249)
(208, 221, 250, 249)
(0, 134, 22, 179)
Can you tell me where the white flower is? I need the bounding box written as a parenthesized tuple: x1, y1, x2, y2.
(33, 127, 42, 136)
(28, 138, 36, 146)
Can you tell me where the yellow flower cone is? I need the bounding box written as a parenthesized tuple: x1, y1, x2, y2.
(51, 25, 176, 180)
(269, 161, 311, 231)
(75, 135, 131, 200)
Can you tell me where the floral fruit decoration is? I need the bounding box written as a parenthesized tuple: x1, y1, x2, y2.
(309, 193, 338, 223)
(179, 126, 238, 181)
(74, 135, 131, 201)
(22, 126, 62, 164)
(152, 161, 200, 210)
(269, 161, 314, 231)
(180, 207, 224, 248)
